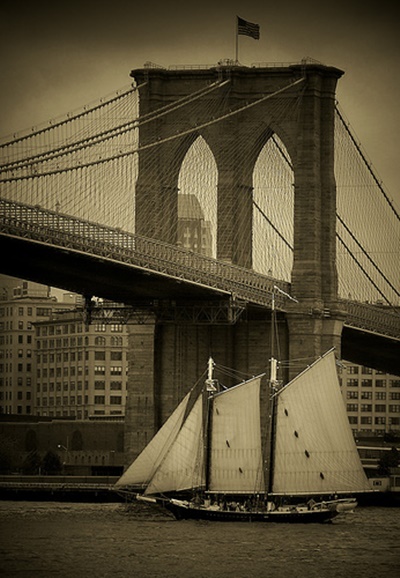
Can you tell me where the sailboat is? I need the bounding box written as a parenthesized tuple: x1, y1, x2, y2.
(115, 348, 371, 523)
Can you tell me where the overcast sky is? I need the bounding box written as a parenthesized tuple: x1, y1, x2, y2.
(1, 0, 399, 208)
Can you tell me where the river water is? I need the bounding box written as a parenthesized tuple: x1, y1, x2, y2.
(0, 501, 399, 577)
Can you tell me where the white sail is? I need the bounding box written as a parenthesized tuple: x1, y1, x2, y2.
(209, 376, 265, 494)
(145, 392, 205, 494)
(272, 350, 371, 495)
(115, 390, 192, 488)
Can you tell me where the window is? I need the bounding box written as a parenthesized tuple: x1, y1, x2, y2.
(95, 351, 106, 360)
(110, 381, 122, 390)
(348, 416, 358, 424)
(361, 379, 372, 387)
(346, 404, 358, 412)
(94, 396, 105, 405)
(110, 396, 122, 405)
(375, 380, 386, 388)
(110, 351, 122, 361)
(110, 366, 122, 375)
(360, 404, 372, 412)
(361, 416, 372, 425)
(389, 405, 400, 413)
(375, 417, 386, 425)
(374, 405, 386, 413)
(375, 392, 386, 400)
(94, 381, 105, 390)
(94, 366, 105, 375)
(362, 367, 373, 374)
(361, 391, 372, 399)
(346, 391, 358, 399)
(95, 336, 106, 346)
(347, 366, 359, 375)
(347, 379, 358, 387)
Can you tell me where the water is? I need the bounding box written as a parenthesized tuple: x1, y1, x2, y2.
(0, 501, 399, 577)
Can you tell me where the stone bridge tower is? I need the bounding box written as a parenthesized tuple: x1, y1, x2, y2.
(131, 62, 345, 372)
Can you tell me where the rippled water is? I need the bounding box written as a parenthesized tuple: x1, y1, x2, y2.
(0, 501, 399, 577)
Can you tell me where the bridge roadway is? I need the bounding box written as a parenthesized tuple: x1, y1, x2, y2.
(1, 199, 399, 374)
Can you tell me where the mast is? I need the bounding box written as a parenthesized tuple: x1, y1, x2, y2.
(266, 289, 278, 494)
(266, 287, 298, 494)
(204, 357, 217, 492)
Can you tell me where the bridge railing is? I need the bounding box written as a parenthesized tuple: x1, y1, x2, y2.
(0, 198, 289, 309)
(339, 298, 400, 338)
(1, 198, 399, 339)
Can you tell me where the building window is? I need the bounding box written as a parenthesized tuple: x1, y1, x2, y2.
(374, 405, 386, 413)
(360, 404, 372, 412)
(94, 396, 105, 405)
(361, 391, 372, 400)
(94, 366, 105, 375)
(346, 404, 358, 412)
(94, 381, 105, 390)
(110, 396, 122, 405)
(348, 416, 358, 424)
(110, 351, 122, 361)
(95, 336, 106, 346)
(361, 379, 372, 387)
(361, 416, 372, 425)
(375, 392, 386, 400)
(347, 379, 358, 387)
(375, 417, 386, 425)
(110, 381, 122, 390)
(346, 391, 358, 399)
(389, 405, 400, 413)
(95, 351, 106, 360)
(110, 366, 122, 375)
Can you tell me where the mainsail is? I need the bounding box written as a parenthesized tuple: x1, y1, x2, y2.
(209, 376, 265, 494)
(115, 389, 195, 490)
(272, 350, 371, 495)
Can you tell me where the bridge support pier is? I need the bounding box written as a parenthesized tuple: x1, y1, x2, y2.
(124, 320, 157, 467)
(286, 307, 345, 380)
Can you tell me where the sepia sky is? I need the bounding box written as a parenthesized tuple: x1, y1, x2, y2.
(0, 0, 399, 208)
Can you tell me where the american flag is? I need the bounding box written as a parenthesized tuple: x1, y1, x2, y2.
(237, 16, 260, 40)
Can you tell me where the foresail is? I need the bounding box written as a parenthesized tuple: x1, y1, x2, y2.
(209, 376, 265, 494)
(272, 350, 371, 495)
(114, 391, 191, 489)
(145, 393, 204, 494)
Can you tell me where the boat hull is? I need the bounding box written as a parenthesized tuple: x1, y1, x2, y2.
(164, 499, 340, 523)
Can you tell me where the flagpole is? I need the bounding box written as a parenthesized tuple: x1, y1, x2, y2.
(235, 16, 239, 63)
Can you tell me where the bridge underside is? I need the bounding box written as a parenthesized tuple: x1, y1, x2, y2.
(342, 326, 400, 376)
(3, 234, 399, 375)
(1, 235, 230, 305)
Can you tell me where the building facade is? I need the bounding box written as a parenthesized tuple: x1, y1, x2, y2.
(339, 361, 400, 436)
(0, 277, 74, 415)
(34, 313, 128, 420)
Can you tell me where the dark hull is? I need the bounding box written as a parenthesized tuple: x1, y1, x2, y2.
(164, 500, 339, 523)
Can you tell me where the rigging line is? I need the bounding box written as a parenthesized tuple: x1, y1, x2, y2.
(0, 84, 140, 149)
(335, 104, 400, 222)
(337, 233, 399, 313)
(1, 77, 305, 183)
(253, 200, 293, 250)
(1, 80, 231, 173)
(337, 213, 400, 298)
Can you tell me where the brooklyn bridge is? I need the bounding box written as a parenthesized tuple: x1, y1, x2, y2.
(0, 60, 399, 454)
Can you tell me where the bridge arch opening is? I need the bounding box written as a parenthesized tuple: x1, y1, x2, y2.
(177, 135, 217, 257)
(253, 134, 294, 281)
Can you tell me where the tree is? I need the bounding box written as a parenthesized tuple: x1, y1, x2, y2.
(41, 450, 62, 475)
(0, 433, 18, 474)
(22, 450, 42, 475)
(377, 447, 400, 476)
